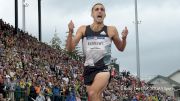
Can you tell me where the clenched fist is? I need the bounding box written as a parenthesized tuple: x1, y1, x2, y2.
(68, 20, 75, 33)
(121, 26, 128, 40)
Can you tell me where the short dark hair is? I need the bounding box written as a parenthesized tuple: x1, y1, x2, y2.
(91, 3, 104, 12)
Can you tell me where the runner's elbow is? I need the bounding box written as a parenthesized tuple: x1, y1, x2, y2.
(66, 46, 75, 52)
(119, 47, 125, 52)
(66, 48, 73, 52)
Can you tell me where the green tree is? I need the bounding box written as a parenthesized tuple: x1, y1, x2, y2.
(50, 29, 61, 50)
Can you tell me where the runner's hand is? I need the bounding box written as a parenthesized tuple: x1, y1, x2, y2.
(68, 20, 74, 33)
(121, 26, 128, 40)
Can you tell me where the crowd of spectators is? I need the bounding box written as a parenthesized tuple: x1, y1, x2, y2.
(0, 19, 86, 101)
(0, 19, 175, 101)
(103, 70, 176, 101)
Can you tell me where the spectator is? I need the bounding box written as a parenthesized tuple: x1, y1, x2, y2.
(0, 93, 5, 101)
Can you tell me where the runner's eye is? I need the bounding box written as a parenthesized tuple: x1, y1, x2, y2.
(95, 8, 105, 11)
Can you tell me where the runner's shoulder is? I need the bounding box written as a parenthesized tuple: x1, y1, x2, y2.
(107, 25, 117, 31)
(77, 25, 87, 36)
(78, 25, 87, 32)
(107, 26, 117, 36)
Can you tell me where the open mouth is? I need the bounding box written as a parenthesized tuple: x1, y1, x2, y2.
(97, 15, 102, 19)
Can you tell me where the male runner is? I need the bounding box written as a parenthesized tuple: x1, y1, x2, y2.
(66, 3, 128, 101)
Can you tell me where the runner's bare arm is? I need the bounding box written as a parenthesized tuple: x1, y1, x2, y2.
(111, 26, 128, 51)
(66, 21, 85, 52)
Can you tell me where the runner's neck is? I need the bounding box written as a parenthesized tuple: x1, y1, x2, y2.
(90, 23, 104, 32)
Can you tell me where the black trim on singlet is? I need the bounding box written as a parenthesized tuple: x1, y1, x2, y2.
(82, 25, 109, 38)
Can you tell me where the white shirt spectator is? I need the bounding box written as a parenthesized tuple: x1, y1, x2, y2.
(111, 93, 117, 101)
(62, 77, 69, 85)
(9, 71, 15, 77)
(35, 93, 45, 101)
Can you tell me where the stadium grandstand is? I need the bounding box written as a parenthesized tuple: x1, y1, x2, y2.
(0, 19, 177, 101)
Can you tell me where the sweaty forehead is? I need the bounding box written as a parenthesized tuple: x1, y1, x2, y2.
(93, 4, 105, 10)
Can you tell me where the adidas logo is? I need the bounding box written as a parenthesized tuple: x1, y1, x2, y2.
(100, 31, 106, 35)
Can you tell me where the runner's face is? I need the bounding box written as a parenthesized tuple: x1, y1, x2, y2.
(91, 5, 106, 23)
